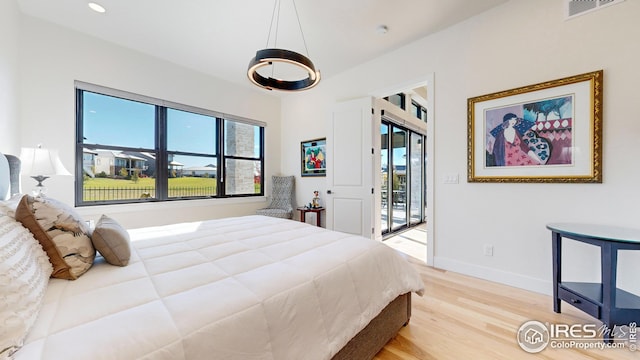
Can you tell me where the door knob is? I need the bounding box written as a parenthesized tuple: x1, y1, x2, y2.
(327, 190, 332, 194)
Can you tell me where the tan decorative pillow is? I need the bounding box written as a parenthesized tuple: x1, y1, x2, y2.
(15, 195, 95, 280)
(0, 214, 53, 357)
(92, 214, 131, 266)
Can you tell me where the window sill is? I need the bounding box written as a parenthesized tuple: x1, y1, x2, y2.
(75, 196, 267, 218)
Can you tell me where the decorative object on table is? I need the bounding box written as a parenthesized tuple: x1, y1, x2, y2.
(467, 70, 603, 183)
(19, 145, 72, 196)
(247, 0, 320, 91)
(301, 138, 326, 177)
(256, 175, 295, 219)
(311, 190, 320, 208)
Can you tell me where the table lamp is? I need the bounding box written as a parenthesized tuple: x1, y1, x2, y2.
(20, 145, 72, 197)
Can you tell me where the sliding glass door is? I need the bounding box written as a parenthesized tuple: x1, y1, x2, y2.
(380, 120, 426, 236)
(409, 132, 423, 225)
(381, 123, 390, 234)
(390, 126, 407, 231)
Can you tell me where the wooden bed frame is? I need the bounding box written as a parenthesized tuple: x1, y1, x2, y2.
(3, 153, 411, 359)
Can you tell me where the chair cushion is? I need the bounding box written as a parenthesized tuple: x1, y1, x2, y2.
(256, 208, 292, 219)
(256, 175, 294, 219)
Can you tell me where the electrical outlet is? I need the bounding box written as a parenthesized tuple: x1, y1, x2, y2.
(483, 244, 494, 257)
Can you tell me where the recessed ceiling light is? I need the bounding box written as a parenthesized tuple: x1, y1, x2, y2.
(376, 25, 389, 35)
(88, 2, 106, 13)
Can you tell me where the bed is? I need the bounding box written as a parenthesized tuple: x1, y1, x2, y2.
(0, 152, 424, 360)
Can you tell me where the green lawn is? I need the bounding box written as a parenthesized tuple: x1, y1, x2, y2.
(82, 177, 260, 201)
(84, 177, 217, 188)
(83, 177, 217, 201)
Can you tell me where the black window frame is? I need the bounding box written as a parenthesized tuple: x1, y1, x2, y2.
(411, 100, 428, 123)
(384, 93, 406, 110)
(75, 82, 265, 206)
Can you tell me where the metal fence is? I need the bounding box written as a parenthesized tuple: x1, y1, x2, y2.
(83, 186, 216, 201)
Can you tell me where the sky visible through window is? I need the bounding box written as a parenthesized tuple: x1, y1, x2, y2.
(168, 108, 216, 154)
(380, 124, 408, 170)
(83, 92, 154, 149)
(83, 92, 260, 168)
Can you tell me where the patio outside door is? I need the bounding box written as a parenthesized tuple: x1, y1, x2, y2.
(380, 120, 425, 236)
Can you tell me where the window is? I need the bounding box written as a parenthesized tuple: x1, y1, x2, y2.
(75, 82, 264, 206)
(385, 93, 406, 110)
(411, 100, 428, 123)
(166, 109, 218, 198)
(223, 120, 262, 195)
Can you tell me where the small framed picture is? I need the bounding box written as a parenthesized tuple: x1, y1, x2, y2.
(468, 70, 603, 183)
(301, 138, 326, 177)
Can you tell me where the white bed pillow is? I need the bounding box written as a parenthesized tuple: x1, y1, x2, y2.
(0, 214, 53, 358)
(0, 194, 24, 219)
(0, 202, 12, 217)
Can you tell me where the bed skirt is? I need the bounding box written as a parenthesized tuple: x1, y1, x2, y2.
(332, 293, 411, 360)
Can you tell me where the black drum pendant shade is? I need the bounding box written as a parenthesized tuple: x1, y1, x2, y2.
(247, 48, 320, 91)
(247, 0, 320, 91)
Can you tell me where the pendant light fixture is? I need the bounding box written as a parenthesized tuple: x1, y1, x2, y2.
(247, 0, 320, 91)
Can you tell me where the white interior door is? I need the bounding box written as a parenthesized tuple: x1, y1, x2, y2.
(326, 97, 374, 239)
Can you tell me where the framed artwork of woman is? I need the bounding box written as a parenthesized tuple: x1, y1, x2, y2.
(468, 70, 602, 183)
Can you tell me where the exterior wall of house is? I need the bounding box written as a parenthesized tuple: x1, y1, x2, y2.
(93, 151, 115, 176)
(281, 0, 640, 295)
(82, 152, 96, 177)
(183, 167, 216, 177)
(225, 121, 258, 194)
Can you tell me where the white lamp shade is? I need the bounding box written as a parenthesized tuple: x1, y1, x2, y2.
(20, 147, 72, 176)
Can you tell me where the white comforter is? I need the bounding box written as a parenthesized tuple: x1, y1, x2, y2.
(17, 215, 424, 360)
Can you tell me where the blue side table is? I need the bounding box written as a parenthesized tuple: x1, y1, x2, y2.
(547, 223, 640, 342)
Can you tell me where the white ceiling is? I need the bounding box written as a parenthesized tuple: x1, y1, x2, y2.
(16, 0, 507, 92)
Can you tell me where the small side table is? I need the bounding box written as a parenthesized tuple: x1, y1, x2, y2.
(297, 207, 325, 227)
(547, 223, 640, 342)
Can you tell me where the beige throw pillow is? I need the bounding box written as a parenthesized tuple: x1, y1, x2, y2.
(15, 195, 95, 280)
(92, 214, 131, 266)
(0, 215, 53, 358)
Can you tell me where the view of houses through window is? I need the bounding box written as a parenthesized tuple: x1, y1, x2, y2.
(75, 84, 264, 205)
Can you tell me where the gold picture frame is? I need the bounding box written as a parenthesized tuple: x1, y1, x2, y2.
(467, 70, 603, 183)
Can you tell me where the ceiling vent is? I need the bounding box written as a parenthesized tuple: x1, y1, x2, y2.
(566, 0, 625, 19)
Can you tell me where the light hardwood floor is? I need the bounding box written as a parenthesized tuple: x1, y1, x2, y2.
(383, 225, 427, 263)
(374, 257, 638, 360)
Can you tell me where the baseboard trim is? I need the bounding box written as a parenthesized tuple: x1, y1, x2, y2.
(433, 256, 552, 296)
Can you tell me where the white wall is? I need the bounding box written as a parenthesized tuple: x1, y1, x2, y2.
(0, 0, 21, 153)
(15, 14, 282, 228)
(280, 90, 334, 225)
(281, 0, 640, 295)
